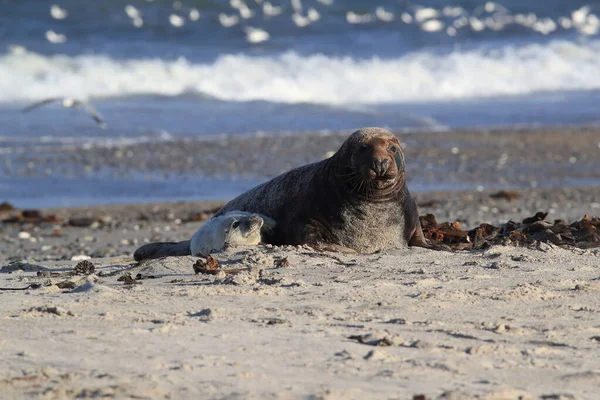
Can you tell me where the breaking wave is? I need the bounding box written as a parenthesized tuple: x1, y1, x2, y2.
(2, 39, 600, 105)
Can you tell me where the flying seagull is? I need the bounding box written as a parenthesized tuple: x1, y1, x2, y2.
(22, 97, 107, 129)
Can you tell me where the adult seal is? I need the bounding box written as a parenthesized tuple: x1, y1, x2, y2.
(215, 127, 430, 253)
(133, 211, 276, 261)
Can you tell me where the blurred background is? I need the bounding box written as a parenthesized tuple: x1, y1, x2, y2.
(1, 0, 600, 208)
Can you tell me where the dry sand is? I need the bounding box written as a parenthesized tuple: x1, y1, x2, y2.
(1, 243, 599, 399)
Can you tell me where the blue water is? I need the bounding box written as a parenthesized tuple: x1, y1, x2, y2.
(1, 0, 600, 206)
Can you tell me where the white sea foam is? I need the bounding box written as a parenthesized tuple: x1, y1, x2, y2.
(1, 39, 600, 105)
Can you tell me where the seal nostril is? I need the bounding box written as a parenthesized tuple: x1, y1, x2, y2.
(371, 158, 389, 176)
(371, 160, 379, 174)
(381, 159, 389, 174)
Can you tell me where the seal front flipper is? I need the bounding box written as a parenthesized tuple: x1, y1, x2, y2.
(408, 225, 452, 252)
(133, 240, 191, 261)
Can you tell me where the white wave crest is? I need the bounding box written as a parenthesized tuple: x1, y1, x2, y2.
(2, 40, 600, 105)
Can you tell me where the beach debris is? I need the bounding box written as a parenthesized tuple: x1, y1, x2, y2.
(0, 283, 42, 291)
(1, 209, 60, 224)
(257, 270, 282, 285)
(56, 280, 77, 289)
(135, 273, 156, 280)
(25, 305, 74, 316)
(117, 272, 141, 285)
(349, 334, 393, 347)
(22, 209, 44, 220)
(71, 255, 91, 261)
(522, 211, 547, 224)
(36, 260, 95, 280)
(193, 256, 219, 274)
(68, 217, 95, 227)
(188, 308, 214, 321)
(489, 190, 520, 201)
(274, 257, 290, 268)
(422, 212, 600, 250)
(50, 228, 63, 237)
(348, 332, 404, 347)
(264, 318, 289, 325)
(193, 256, 248, 275)
(22, 97, 107, 128)
(301, 251, 358, 266)
(17, 232, 31, 240)
(2, 262, 48, 273)
(37, 271, 65, 278)
(74, 260, 95, 275)
(0, 202, 15, 212)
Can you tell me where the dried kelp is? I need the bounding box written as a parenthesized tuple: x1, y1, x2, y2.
(421, 213, 600, 250)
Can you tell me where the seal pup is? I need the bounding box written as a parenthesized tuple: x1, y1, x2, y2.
(190, 211, 275, 256)
(22, 97, 107, 128)
(214, 127, 431, 253)
(133, 211, 275, 261)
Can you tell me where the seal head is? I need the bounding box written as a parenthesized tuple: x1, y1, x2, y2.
(336, 128, 406, 199)
(190, 211, 274, 256)
(222, 213, 265, 248)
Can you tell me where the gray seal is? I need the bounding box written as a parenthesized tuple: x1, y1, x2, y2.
(214, 127, 430, 253)
(133, 211, 275, 261)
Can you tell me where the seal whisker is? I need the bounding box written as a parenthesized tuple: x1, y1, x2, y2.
(349, 175, 366, 194)
(357, 177, 368, 195)
(342, 174, 362, 185)
(335, 170, 360, 177)
(349, 179, 361, 194)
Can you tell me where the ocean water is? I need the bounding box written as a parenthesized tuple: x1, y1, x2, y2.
(1, 0, 600, 207)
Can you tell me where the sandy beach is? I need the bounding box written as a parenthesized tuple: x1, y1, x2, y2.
(1, 127, 600, 399)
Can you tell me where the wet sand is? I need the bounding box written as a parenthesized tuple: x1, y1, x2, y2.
(5, 126, 600, 205)
(1, 126, 600, 399)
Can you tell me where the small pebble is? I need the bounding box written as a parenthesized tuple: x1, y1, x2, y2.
(18, 232, 31, 240)
(71, 255, 91, 261)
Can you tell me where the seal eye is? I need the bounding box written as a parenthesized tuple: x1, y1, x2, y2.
(389, 145, 398, 154)
(232, 221, 240, 229)
(359, 144, 369, 153)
